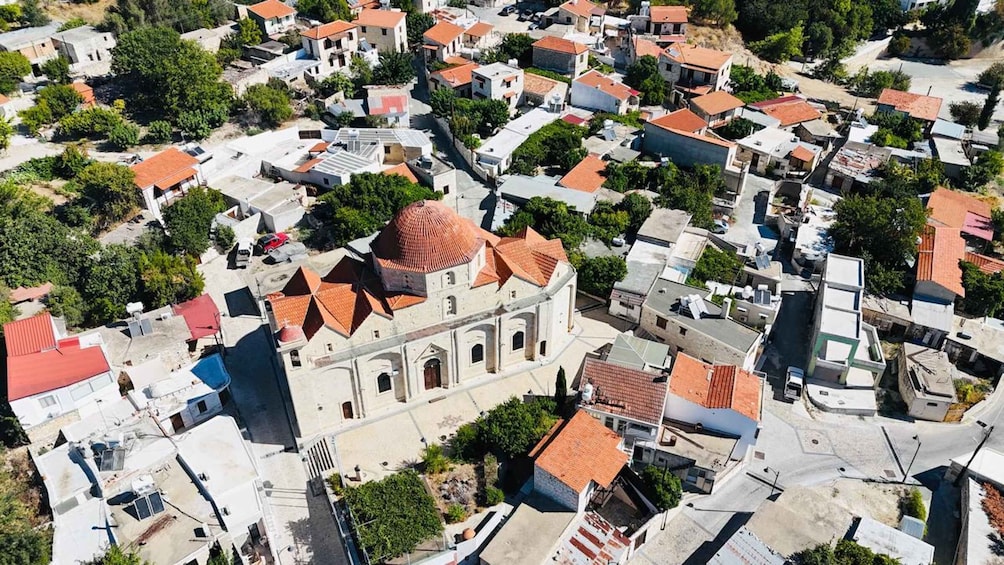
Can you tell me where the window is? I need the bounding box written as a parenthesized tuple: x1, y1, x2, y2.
(444, 185, 450, 194)
(290, 350, 302, 367)
(512, 331, 524, 351)
(604, 417, 614, 429)
(39, 395, 56, 408)
(444, 271, 455, 286)
(927, 402, 940, 407)
(381, 28, 387, 35)
(197, 400, 208, 414)
(377, 373, 392, 393)
(373, 330, 380, 339)
(471, 344, 484, 364)
(679, 327, 687, 336)
(326, 343, 333, 352)
(445, 296, 457, 316)
(361, 26, 367, 32)
(616, 420, 626, 434)
(510, 290, 516, 299)
(656, 316, 667, 329)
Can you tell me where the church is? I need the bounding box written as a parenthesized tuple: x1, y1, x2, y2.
(265, 200, 578, 439)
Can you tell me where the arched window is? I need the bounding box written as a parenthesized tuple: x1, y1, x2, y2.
(445, 296, 457, 316)
(377, 372, 392, 393)
(342, 401, 354, 419)
(471, 343, 484, 364)
(290, 350, 301, 367)
(512, 331, 525, 351)
(444, 271, 456, 286)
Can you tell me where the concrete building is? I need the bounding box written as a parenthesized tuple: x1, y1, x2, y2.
(472, 62, 524, 112)
(301, 20, 359, 78)
(825, 141, 892, 192)
(247, 0, 297, 36)
(555, 0, 601, 33)
(428, 61, 478, 96)
(123, 353, 233, 434)
(265, 200, 577, 437)
(422, 20, 464, 63)
(532, 36, 589, 78)
(0, 23, 59, 67)
(355, 9, 408, 53)
(131, 147, 204, 222)
(659, 42, 732, 101)
(215, 175, 307, 233)
(522, 72, 568, 108)
(644, 109, 738, 169)
(640, 278, 762, 370)
(896, 343, 958, 422)
(956, 478, 1004, 565)
(689, 90, 744, 127)
(710, 527, 786, 565)
(499, 174, 598, 215)
(407, 153, 457, 195)
(51, 25, 115, 69)
(571, 70, 639, 115)
(475, 107, 561, 177)
(850, 517, 935, 565)
(932, 135, 972, 179)
(808, 254, 886, 386)
(736, 127, 822, 176)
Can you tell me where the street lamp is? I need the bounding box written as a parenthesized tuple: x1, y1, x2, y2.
(902, 435, 921, 484)
(954, 420, 995, 487)
(764, 466, 780, 496)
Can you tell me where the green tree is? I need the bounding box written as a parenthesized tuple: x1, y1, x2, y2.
(0, 4, 20, 25)
(481, 33, 534, 65)
(554, 366, 566, 407)
(206, 545, 233, 565)
(406, 12, 435, 50)
(932, 24, 971, 59)
(45, 285, 85, 327)
(214, 224, 236, 250)
(81, 244, 140, 324)
(804, 22, 834, 59)
(576, 255, 627, 297)
(750, 25, 804, 63)
(692, 0, 737, 26)
(887, 33, 911, 57)
(588, 200, 630, 243)
(624, 55, 664, 105)
(58, 16, 88, 31)
(163, 187, 227, 255)
(979, 86, 999, 130)
(950, 100, 982, 127)
(236, 17, 262, 45)
(499, 196, 590, 250)
(36, 83, 85, 120)
(138, 251, 205, 307)
(101, 0, 230, 34)
(40, 56, 71, 84)
(241, 83, 293, 128)
(143, 120, 173, 144)
(429, 86, 456, 117)
(107, 120, 140, 149)
(20, 0, 48, 26)
(508, 120, 586, 175)
(619, 192, 653, 233)
(84, 546, 149, 565)
(477, 397, 557, 459)
(603, 161, 651, 193)
(978, 61, 1004, 88)
(373, 50, 416, 85)
(0, 117, 12, 152)
(639, 465, 682, 511)
(961, 261, 1004, 316)
(297, 0, 351, 22)
(76, 162, 139, 227)
(688, 245, 744, 285)
(0, 52, 30, 94)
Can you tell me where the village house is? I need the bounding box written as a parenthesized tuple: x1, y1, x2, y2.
(736, 126, 823, 176)
(423, 20, 465, 63)
(355, 9, 408, 53)
(689, 90, 744, 127)
(462, 21, 493, 50)
(578, 356, 669, 445)
(643, 108, 739, 170)
(824, 141, 892, 192)
(472, 62, 524, 112)
(407, 153, 457, 195)
(570, 70, 640, 115)
(475, 107, 561, 177)
(555, 0, 602, 33)
(131, 147, 204, 221)
(51, 25, 115, 69)
(522, 71, 568, 108)
(659, 42, 732, 102)
(876, 88, 943, 128)
(264, 200, 577, 438)
(301, 20, 359, 78)
(365, 85, 411, 127)
(896, 343, 959, 422)
(637, 4, 687, 41)
(748, 96, 822, 129)
(926, 187, 995, 249)
(557, 153, 607, 193)
(246, 0, 297, 36)
(0, 23, 59, 69)
(428, 61, 479, 96)
(532, 36, 589, 78)
(909, 225, 966, 349)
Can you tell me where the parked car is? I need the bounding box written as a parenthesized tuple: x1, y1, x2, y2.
(518, 9, 533, 20)
(499, 4, 517, 15)
(234, 238, 253, 269)
(268, 242, 308, 263)
(784, 367, 804, 401)
(711, 219, 729, 234)
(611, 236, 625, 247)
(257, 232, 290, 254)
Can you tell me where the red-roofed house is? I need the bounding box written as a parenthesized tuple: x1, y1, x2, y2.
(915, 225, 966, 303)
(532, 36, 589, 78)
(666, 353, 763, 458)
(301, 20, 358, 77)
(926, 187, 994, 244)
(689, 90, 744, 127)
(748, 95, 822, 129)
(877, 88, 943, 125)
(429, 61, 478, 96)
(131, 147, 203, 221)
(531, 411, 627, 512)
(641, 5, 687, 40)
(171, 294, 222, 349)
(423, 21, 465, 62)
(246, 0, 296, 36)
(365, 86, 411, 127)
(558, 153, 607, 193)
(571, 70, 640, 115)
(4, 313, 116, 433)
(579, 357, 670, 440)
(355, 9, 407, 53)
(644, 109, 738, 170)
(659, 43, 733, 101)
(462, 21, 493, 50)
(556, 0, 603, 32)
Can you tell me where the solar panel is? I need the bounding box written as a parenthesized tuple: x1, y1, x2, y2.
(99, 448, 126, 472)
(149, 492, 165, 514)
(754, 253, 771, 270)
(135, 496, 153, 520)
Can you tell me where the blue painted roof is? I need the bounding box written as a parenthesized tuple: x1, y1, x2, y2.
(191, 353, 230, 390)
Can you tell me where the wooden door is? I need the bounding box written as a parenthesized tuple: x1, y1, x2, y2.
(170, 413, 184, 433)
(424, 359, 441, 390)
(341, 401, 353, 420)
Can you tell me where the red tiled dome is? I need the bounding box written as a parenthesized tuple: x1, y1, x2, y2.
(373, 200, 482, 273)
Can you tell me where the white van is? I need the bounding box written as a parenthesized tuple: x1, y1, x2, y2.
(235, 238, 253, 269)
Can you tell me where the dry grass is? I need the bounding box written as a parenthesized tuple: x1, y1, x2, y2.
(3, 448, 50, 525)
(815, 479, 906, 526)
(42, 0, 115, 25)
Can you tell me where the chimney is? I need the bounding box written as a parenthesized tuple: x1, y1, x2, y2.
(721, 297, 732, 320)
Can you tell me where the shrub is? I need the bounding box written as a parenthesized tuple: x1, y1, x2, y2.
(887, 34, 911, 57)
(342, 470, 443, 561)
(327, 473, 344, 496)
(485, 485, 504, 506)
(484, 453, 499, 488)
(901, 487, 927, 521)
(445, 503, 467, 523)
(107, 120, 140, 150)
(450, 422, 482, 462)
(143, 120, 173, 144)
(639, 465, 682, 511)
(422, 443, 449, 475)
(214, 224, 236, 250)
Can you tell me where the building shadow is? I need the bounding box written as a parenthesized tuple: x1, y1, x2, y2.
(682, 511, 753, 565)
(224, 287, 259, 318)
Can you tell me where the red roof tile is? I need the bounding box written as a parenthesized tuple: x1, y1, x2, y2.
(302, 20, 356, 40)
(964, 251, 1004, 274)
(560, 0, 599, 18)
(916, 225, 966, 298)
(533, 36, 588, 55)
(669, 353, 762, 421)
(877, 88, 943, 122)
(70, 81, 95, 106)
(790, 145, 816, 163)
(4, 312, 56, 357)
(373, 200, 483, 273)
(430, 62, 479, 87)
(558, 153, 607, 193)
(382, 162, 418, 183)
(575, 70, 637, 102)
(690, 90, 743, 117)
(172, 294, 221, 341)
(927, 187, 994, 241)
(131, 148, 199, 190)
(580, 358, 668, 426)
(464, 22, 493, 37)
(424, 21, 465, 46)
(750, 97, 821, 127)
(632, 37, 663, 60)
(248, 0, 295, 20)
(562, 114, 589, 126)
(661, 43, 731, 72)
(368, 93, 409, 116)
(649, 5, 688, 23)
(294, 157, 323, 173)
(647, 108, 706, 133)
(9, 283, 53, 303)
(532, 411, 626, 492)
(355, 8, 406, 27)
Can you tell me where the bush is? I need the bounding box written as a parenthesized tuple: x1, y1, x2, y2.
(484, 453, 499, 487)
(214, 224, 236, 250)
(422, 443, 449, 475)
(477, 397, 558, 460)
(525, 67, 571, 84)
(576, 255, 628, 297)
(888, 34, 911, 57)
(955, 378, 992, 404)
(485, 485, 504, 506)
(688, 245, 744, 286)
(327, 473, 344, 496)
(342, 470, 444, 561)
(639, 465, 682, 511)
(445, 503, 467, 523)
(901, 487, 927, 521)
(450, 422, 482, 462)
(107, 120, 140, 150)
(143, 120, 173, 144)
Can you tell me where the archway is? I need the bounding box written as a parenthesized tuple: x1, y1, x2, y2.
(423, 358, 442, 390)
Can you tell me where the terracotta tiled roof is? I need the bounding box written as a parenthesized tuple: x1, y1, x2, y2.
(690, 90, 743, 117)
(877, 88, 943, 122)
(647, 108, 706, 133)
(560, 0, 599, 18)
(355, 8, 406, 28)
(302, 20, 356, 40)
(294, 157, 323, 173)
(4, 312, 56, 357)
(964, 251, 1004, 274)
(533, 36, 588, 55)
(790, 145, 816, 163)
(558, 153, 607, 193)
(575, 70, 638, 102)
(382, 162, 418, 183)
(632, 37, 663, 60)
(581, 358, 668, 426)
(661, 43, 731, 72)
(424, 21, 465, 46)
(916, 225, 966, 297)
(532, 411, 627, 492)
(465, 21, 493, 37)
(652, 123, 735, 148)
(562, 114, 588, 126)
(8, 282, 52, 303)
(0, 94, 9, 104)
(70, 81, 94, 106)
(310, 141, 330, 153)
(131, 148, 199, 189)
(750, 97, 821, 127)
(444, 55, 472, 65)
(248, 0, 295, 19)
(927, 187, 994, 241)
(523, 72, 562, 96)
(172, 294, 221, 341)
(373, 200, 483, 273)
(431, 62, 479, 87)
(669, 353, 762, 421)
(649, 5, 687, 23)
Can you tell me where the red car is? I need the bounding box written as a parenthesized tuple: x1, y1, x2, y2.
(257, 233, 290, 254)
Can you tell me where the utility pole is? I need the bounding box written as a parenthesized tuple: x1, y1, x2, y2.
(902, 435, 921, 484)
(954, 423, 994, 487)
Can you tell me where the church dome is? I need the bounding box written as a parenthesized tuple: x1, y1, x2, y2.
(373, 200, 482, 273)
